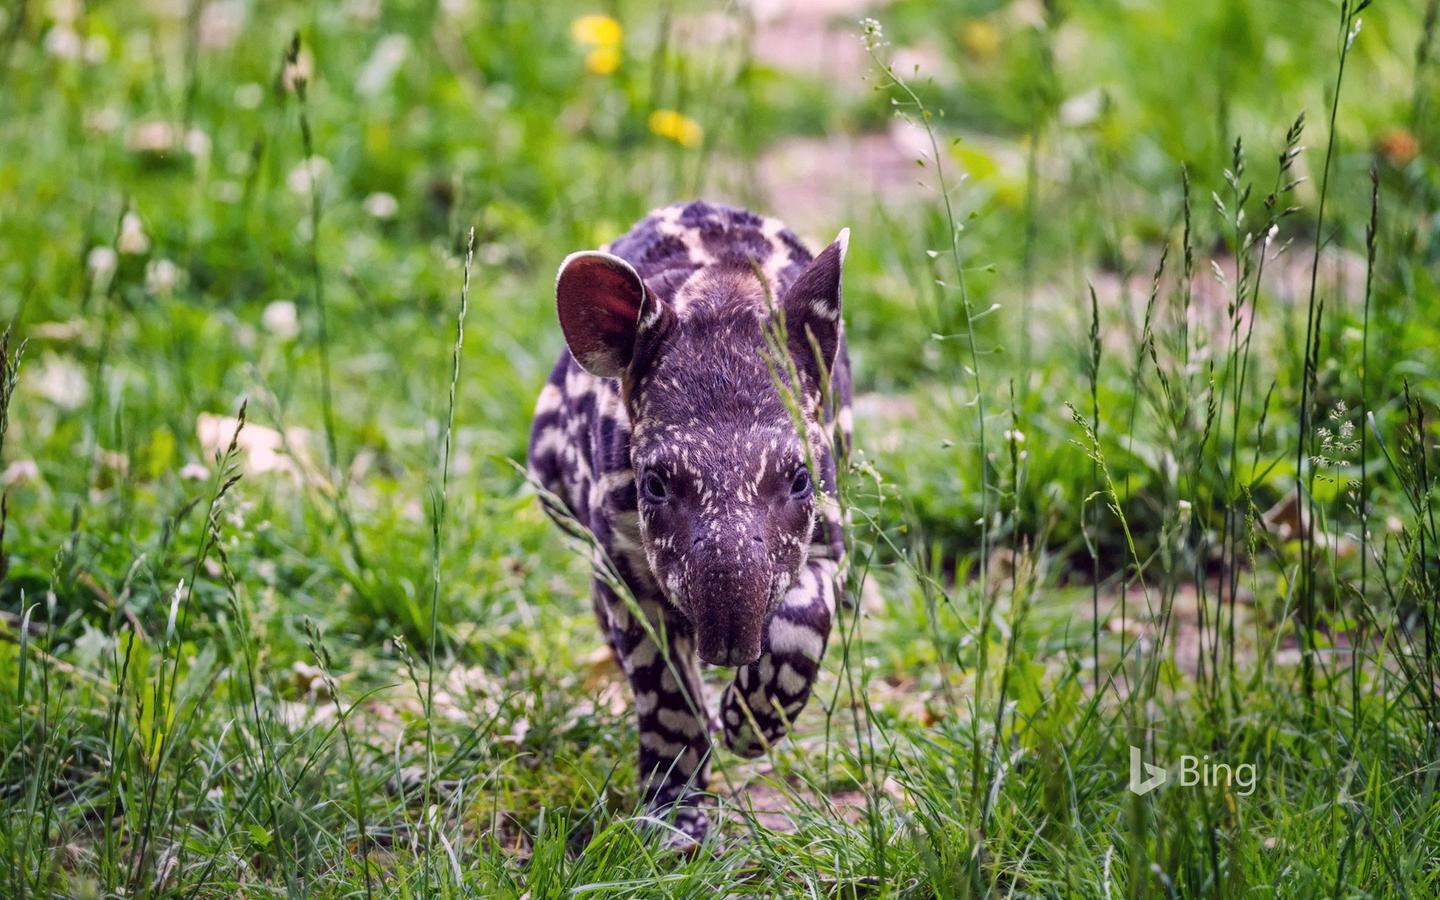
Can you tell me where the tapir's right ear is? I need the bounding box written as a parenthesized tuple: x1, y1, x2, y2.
(556, 251, 671, 379)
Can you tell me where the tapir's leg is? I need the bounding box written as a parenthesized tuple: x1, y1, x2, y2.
(594, 580, 715, 844)
(719, 557, 837, 758)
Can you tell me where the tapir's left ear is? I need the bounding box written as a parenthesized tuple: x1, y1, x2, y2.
(780, 228, 848, 385)
(556, 251, 673, 379)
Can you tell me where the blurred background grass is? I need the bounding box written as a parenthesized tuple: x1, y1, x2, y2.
(2, 0, 1439, 895)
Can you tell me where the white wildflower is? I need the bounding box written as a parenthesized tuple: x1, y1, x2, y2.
(145, 258, 182, 295)
(199, 0, 245, 50)
(196, 412, 311, 477)
(363, 191, 399, 219)
(127, 119, 177, 155)
(44, 25, 82, 60)
(286, 156, 329, 195)
(2, 460, 40, 487)
(262, 300, 301, 340)
(180, 462, 210, 480)
(117, 212, 150, 255)
(30, 354, 90, 410)
(1059, 89, 1103, 128)
(860, 17, 887, 51)
(184, 128, 212, 158)
(87, 245, 118, 278)
(131, 119, 180, 155)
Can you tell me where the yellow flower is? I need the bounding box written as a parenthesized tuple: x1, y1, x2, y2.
(585, 45, 621, 75)
(572, 14, 622, 75)
(961, 20, 1000, 61)
(648, 109, 703, 148)
(571, 14, 622, 49)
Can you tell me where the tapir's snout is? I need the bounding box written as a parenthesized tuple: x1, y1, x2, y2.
(688, 539, 770, 668)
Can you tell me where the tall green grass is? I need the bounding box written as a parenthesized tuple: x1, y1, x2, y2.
(0, 0, 1437, 896)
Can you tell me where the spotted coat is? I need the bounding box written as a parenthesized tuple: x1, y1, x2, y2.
(528, 200, 852, 845)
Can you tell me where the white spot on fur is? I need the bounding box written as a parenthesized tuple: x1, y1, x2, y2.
(769, 617, 824, 661)
(640, 731, 686, 756)
(809, 297, 841, 322)
(626, 641, 658, 671)
(676, 747, 702, 775)
(777, 663, 807, 696)
(534, 383, 563, 415)
(531, 425, 568, 460)
(658, 707, 702, 737)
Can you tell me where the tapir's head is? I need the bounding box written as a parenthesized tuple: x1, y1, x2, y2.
(554, 232, 847, 666)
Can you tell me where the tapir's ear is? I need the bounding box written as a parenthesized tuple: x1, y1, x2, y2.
(556, 251, 671, 379)
(780, 228, 848, 385)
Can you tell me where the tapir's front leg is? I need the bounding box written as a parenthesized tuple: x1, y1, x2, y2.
(719, 557, 838, 758)
(595, 580, 715, 844)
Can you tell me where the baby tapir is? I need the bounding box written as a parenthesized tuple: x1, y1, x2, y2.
(527, 200, 851, 845)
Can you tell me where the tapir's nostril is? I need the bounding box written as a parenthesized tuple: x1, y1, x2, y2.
(692, 534, 703, 546)
(699, 642, 761, 668)
(751, 535, 763, 544)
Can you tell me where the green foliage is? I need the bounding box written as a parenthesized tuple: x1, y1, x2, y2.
(1, 0, 1439, 896)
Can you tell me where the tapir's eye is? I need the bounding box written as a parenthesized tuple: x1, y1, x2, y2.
(790, 466, 813, 499)
(640, 470, 668, 503)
